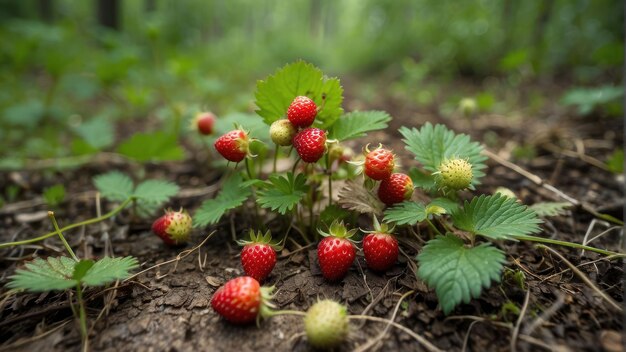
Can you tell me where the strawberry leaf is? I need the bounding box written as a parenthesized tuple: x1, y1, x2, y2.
(257, 173, 309, 215)
(529, 202, 571, 217)
(417, 235, 505, 314)
(117, 131, 185, 162)
(94, 171, 134, 202)
(133, 179, 180, 217)
(383, 201, 426, 225)
(452, 194, 542, 240)
(399, 123, 487, 187)
(329, 111, 391, 141)
(7, 256, 138, 292)
(80, 256, 139, 286)
(255, 61, 344, 129)
(193, 174, 251, 227)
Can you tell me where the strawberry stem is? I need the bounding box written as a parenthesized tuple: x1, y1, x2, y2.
(272, 144, 279, 174)
(48, 211, 79, 262)
(0, 197, 134, 249)
(513, 234, 624, 256)
(326, 154, 333, 207)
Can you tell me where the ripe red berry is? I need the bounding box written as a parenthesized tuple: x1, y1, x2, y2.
(317, 221, 357, 281)
(293, 127, 326, 163)
(287, 96, 318, 128)
(363, 233, 399, 272)
(238, 230, 277, 282)
(151, 209, 192, 246)
(214, 129, 249, 162)
(194, 112, 216, 135)
(211, 276, 263, 324)
(364, 147, 395, 180)
(378, 173, 414, 206)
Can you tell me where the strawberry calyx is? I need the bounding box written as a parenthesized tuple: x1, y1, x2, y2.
(362, 216, 395, 235)
(318, 220, 358, 240)
(257, 285, 277, 325)
(236, 229, 284, 251)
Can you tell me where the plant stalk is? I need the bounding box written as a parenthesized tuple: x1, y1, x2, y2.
(0, 197, 133, 249)
(513, 234, 623, 256)
(76, 284, 89, 352)
(48, 212, 79, 262)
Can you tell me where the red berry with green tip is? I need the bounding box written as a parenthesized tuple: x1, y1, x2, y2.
(378, 173, 414, 206)
(194, 112, 216, 135)
(364, 147, 395, 180)
(287, 96, 318, 128)
(317, 221, 357, 281)
(151, 209, 192, 246)
(214, 129, 249, 162)
(293, 127, 326, 163)
(239, 230, 277, 282)
(211, 276, 269, 324)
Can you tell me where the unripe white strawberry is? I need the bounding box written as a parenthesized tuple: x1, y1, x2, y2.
(304, 300, 349, 349)
(151, 209, 193, 245)
(459, 98, 477, 118)
(269, 119, 297, 146)
(436, 158, 473, 190)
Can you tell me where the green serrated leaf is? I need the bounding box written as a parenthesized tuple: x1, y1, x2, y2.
(117, 131, 185, 162)
(337, 180, 384, 216)
(81, 257, 138, 286)
(329, 111, 391, 141)
(257, 173, 309, 215)
(193, 174, 251, 227)
(94, 171, 134, 202)
(408, 167, 437, 191)
(384, 201, 427, 226)
(417, 235, 506, 314)
(428, 198, 460, 215)
(133, 179, 179, 204)
(400, 123, 487, 187)
(72, 260, 95, 281)
(452, 194, 542, 240)
(529, 202, 571, 217)
(43, 184, 66, 207)
(255, 61, 344, 128)
(7, 257, 77, 292)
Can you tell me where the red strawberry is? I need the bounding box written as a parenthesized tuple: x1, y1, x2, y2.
(362, 218, 398, 272)
(194, 112, 216, 135)
(364, 146, 395, 180)
(151, 209, 192, 246)
(317, 221, 357, 281)
(214, 129, 249, 162)
(211, 276, 274, 324)
(293, 127, 326, 163)
(287, 96, 317, 128)
(238, 230, 278, 282)
(378, 173, 414, 206)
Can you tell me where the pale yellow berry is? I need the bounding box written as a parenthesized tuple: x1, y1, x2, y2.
(437, 158, 473, 190)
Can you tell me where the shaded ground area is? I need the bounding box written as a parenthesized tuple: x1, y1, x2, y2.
(0, 81, 623, 351)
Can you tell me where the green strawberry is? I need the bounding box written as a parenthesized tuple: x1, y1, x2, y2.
(304, 300, 349, 349)
(436, 158, 473, 190)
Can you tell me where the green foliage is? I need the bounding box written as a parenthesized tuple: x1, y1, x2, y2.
(329, 111, 391, 142)
(93, 171, 179, 217)
(529, 202, 571, 217)
(606, 149, 624, 174)
(93, 171, 134, 202)
(319, 204, 351, 227)
(417, 234, 506, 314)
(255, 61, 344, 128)
(117, 131, 185, 162)
(400, 123, 487, 187)
(43, 184, 66, 207)
(193, 174, 251, 227)
(452, 194, 542, 240)
(337, 180, 384, 216)
(257, 173, 309, 215)
(73, 118, 114, 150)
(408, 167, 436, 191)
(561, 85, 623, 116)
(7, 256, 138, 292)
(384, 202, 426, 226)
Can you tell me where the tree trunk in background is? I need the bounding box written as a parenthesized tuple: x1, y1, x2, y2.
(38, 0, 54, 22)
(97, 0, 120, 30)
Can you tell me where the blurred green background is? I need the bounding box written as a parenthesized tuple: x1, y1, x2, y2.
(0, 0, 623, 169)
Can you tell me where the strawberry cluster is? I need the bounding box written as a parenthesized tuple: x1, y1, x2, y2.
(361, 145, 414, 206)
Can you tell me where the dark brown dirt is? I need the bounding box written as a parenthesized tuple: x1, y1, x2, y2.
(0, 81, 623, 352)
